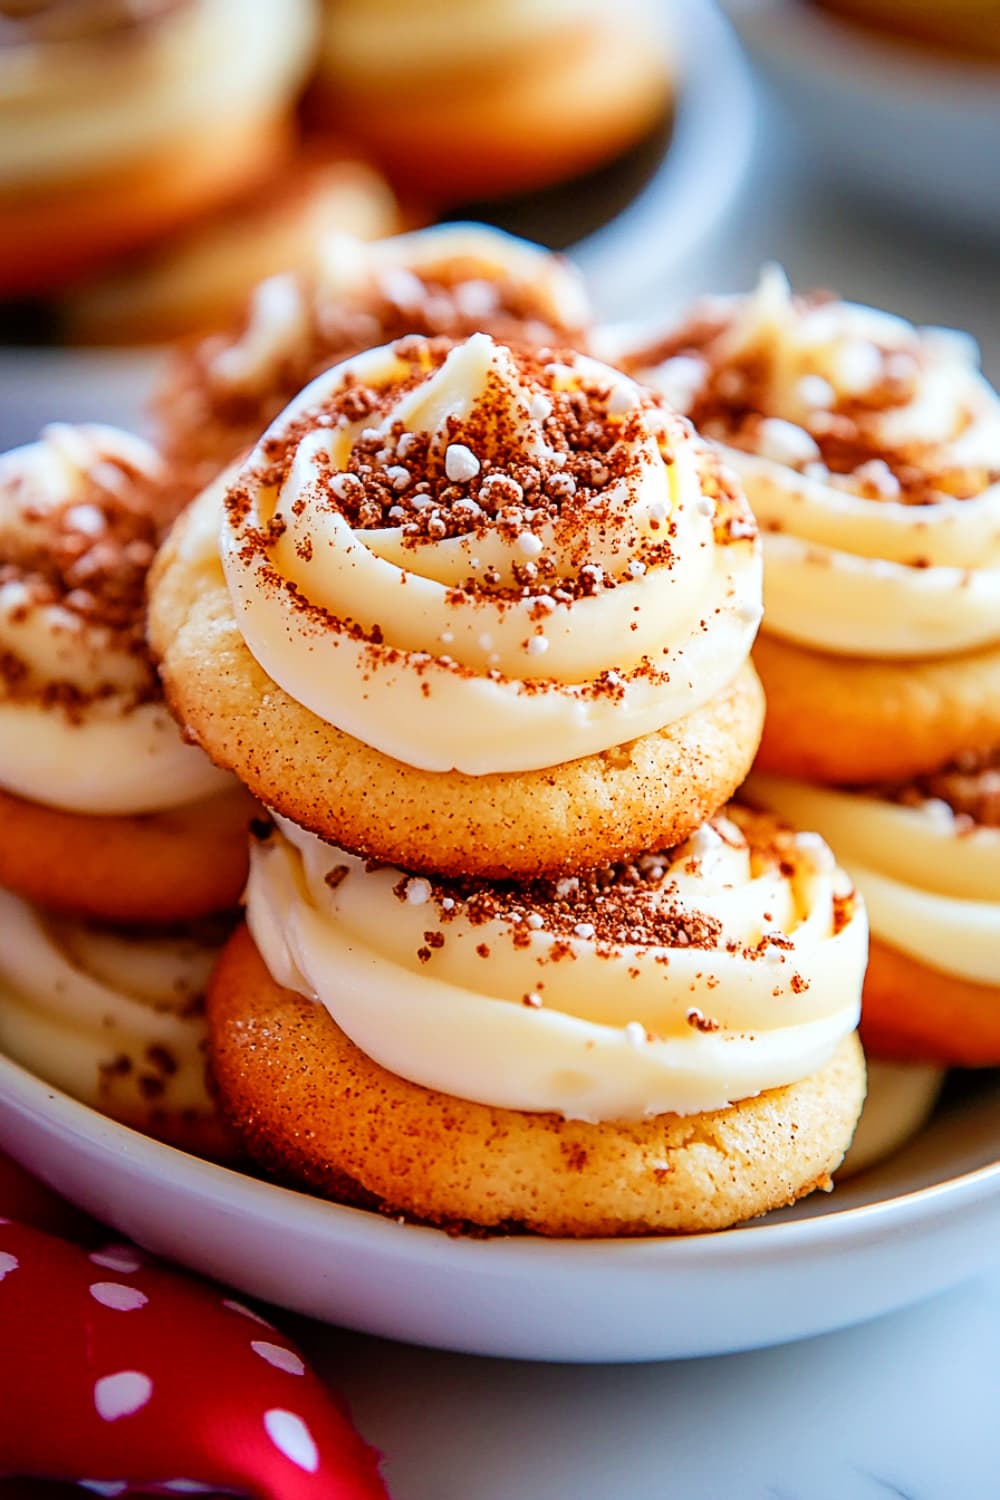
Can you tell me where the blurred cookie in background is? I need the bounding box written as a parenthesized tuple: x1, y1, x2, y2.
(0, 0, 320, 299)
(310, 0, 675, 203)
(810, 0, 1000, 60)
(61, 145, 405, 344)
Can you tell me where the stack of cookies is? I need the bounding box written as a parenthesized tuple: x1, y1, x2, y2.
(0, 422, 255, 1156)
(148, 309, 869, 1234)
(622, 266, 1000, 1103)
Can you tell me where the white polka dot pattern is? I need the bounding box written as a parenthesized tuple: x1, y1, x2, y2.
(89, 1282, 149, 1312)
(94, 1370, 153, 1422)
(251, 1340, 305, 1376)
(264, 1408, 319, 1472)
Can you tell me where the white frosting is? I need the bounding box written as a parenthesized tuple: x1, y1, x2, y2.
(631, 266, 1000, 659)
(0, 886, 219, 1120)
(748, 773, 1000, 986)
(244, 808, 867, 1122)
(0, 0, 317, 187)
(213, 334, 761, 774)
(0, 423, 233, 815)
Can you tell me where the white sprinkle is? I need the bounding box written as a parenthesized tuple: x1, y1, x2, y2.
(410, 492, 432, 509)
(478, 632, 493, 651)
(546, 472, 576, 499)
(405, 878, 432, 906)
(360, 427, 381, 443)
(529, 393, 552, 422)
(524, 992, 543, 1008)
(555, 877, 578, 898)
(440, 630, 454, 644)
(388, 505, 405, 521)
(696, 495, 716, 518)
(549, 450, 568, 468)
(795, 374, 836, 409)
(624, 1021, 647, 1048)
(89, 1246, 141, 1274)
(607, 382, 638, 415)
(854, 458, 900, 497)
(526, 912, 544, 930)
(386, 465, 411, 490)
(534, 594, 556, 613)
(442, 897, 456, 910)
(574, 922, 595, 939)
(526, 635, 549, 656)
(756, 417, 821, 468)
(89, 1282, 148, 1312)
(454, 496, 482, 516)
(251, 1340, 306, 1376)
(648, 500, 668, 523)
(445, 443, 480, 482)
(94, 1371, 153, 1422)
(331, 471, 361, 500)
(397, 431, 417, 458)
(628, 559, 647, 577)
(516, 531, 543, 557)
(264, 1410, 319, 1473)
(427, 515, 447, 537)
(581, 563, 604, 582)
(481, 473, 524, 505)
(65, 503, 106, 537)
(834, 339, 883, 395)
(605, 669, 623, 686)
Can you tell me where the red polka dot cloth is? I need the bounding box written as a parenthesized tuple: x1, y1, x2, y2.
(0, 1155, 389, 1498)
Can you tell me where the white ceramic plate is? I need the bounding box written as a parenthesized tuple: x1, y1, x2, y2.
(1, 1050, 997, 1363)
(721, 0, 1000, 238)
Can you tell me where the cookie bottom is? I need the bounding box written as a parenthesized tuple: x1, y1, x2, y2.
(861, 937, 1000, 1067)
(0, 784, 257, 924)
(753, 632, 1000, 783)
(207, 925, 866, 1237)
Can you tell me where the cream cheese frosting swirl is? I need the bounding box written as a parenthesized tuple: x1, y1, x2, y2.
(245, 805, 866, 1121)
(748, 764, 1000, 986)
(0, 423, 232, 815)
(621, 266, 1000, 659)
(0, 885, 221, 1123)
(213, 332, 761, 774)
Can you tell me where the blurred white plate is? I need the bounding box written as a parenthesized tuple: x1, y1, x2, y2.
(721, 0, 1000, 236)
(1, 1050, 997, 1363)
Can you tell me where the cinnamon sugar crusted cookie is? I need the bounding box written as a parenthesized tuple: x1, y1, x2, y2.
(149, 333, 764, 877)
(205, 806, 867, 1235)
(618, 267, 1000, 783)
(153, 223, 592, 499)
(0, 423, 255, 922)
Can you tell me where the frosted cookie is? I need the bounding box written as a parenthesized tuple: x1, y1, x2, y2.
(0, 0, 317, 297)
(749, 762, 1000, 1065)
(0, 424, 256, 922)
(311, 0, 673, 201)
(153, 223, 593, 498)
(64, 151, 403, 346)
(0, 887, 238, 1160)
(206, 805, 867, 1236)
(150, 334, 764, 878)
(618, 266, 1000, 783)
(838, 1058, 944, 1178)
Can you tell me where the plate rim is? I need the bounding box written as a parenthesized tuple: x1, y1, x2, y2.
(3, 1047, 998, 1267)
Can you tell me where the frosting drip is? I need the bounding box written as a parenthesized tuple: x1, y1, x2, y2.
(244, 805, 866, 1121)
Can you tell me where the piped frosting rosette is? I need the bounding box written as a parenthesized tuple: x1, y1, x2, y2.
(245, 804, 866, 1121)
(214, 331, 762, 774)
(748, 759, 1000, 989)
(622, 266, 1000, 659)
(0, 424, 231, 815)
(0, 886, 225, 1139)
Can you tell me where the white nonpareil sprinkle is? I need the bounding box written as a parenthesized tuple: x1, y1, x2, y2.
(607, 381, 639, 415)
(331, 471, 362, 500)
(388, 505, 405, 521)
(517, 531, 544, 557)
(404, 877, 432, 906)
(696, 495, 716, 518)
(529, 393, 553, 422)
(526, 635, 549, 656)
(526, 912, 544, 929)
(795, 374, 836, 409)
(756, 417, 822, 468)
(524, 992, 543, 1008)
(440, 630, 454, 644)
(442, 896, 456, 910)
(628, 559, 647, 577)
(386, 465, 411, 490)
(65, 503, 106, 537)
(624, 1021, 647, 1048)
(481, 473, 523, 504)
(573, 922, 595, 939)
(445, 443, 481, 482)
